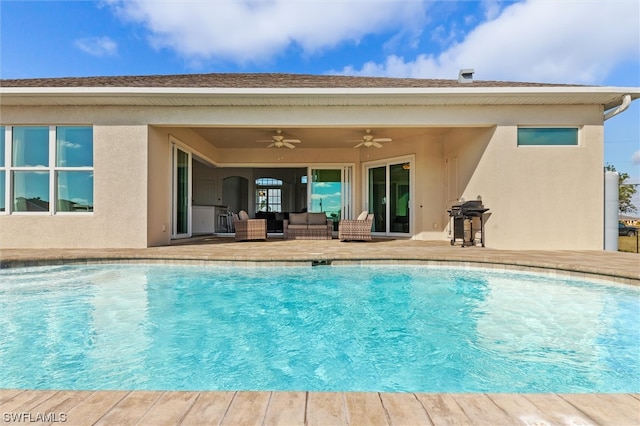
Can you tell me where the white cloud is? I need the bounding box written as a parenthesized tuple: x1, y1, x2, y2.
(60, 140, 82, 149)
(105, 0, 426, 63)
(632, 150, 640, 165)
(481, 0, 502, 21)
(101, 0, 638, 84)
(338, 0, 640, 84)
(74, 36, 118, 57)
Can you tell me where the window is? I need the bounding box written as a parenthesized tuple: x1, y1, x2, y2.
(56, 126, 93, 212)
(517, 127, 578, 146)
(11, 126, 50, 212)
(3, 126, 93, 214)
(255, 177, 282, 212)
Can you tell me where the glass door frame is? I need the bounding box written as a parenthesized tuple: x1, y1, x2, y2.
(307, 164, 354, 227)
(171, 139, 192, 239)
(364, 155, 414, 237)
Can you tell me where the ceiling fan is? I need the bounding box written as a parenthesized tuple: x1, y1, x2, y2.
(257, 129, 301, 149)
(350, 129, 392, 148)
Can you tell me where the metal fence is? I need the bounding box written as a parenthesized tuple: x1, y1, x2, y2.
(619, 234, 639, 253)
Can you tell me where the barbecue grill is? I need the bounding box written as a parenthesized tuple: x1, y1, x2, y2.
(448, 200, 490, 247)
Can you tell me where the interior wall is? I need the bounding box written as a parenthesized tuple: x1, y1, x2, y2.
(222, 176, 248, 214)
(218, 167, 307, 216)
(192, 160, 219, 205)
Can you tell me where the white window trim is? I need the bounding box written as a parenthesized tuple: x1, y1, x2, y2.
(255, 178, 283, 212)
(170, 137, 192, 239)
(0, 127, 7, 215)
(3, 125, 94, 215)
(516, 126, 581, 147)
(306, 164, 355, 220)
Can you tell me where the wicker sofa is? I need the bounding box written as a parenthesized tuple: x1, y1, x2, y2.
(283, 212, 333, 240)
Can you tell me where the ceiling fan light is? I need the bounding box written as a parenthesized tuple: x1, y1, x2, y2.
(259, 130, 301, 148)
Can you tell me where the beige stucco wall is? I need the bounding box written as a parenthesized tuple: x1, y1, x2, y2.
(1, 105, 149, 248)
(443, 106, 604, 250)
(1, 103, 605, 250)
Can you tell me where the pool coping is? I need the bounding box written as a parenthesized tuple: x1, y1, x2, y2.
(1, 252, 639, 286)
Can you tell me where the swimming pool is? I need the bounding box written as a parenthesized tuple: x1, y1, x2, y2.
(0, 264, 638, 393)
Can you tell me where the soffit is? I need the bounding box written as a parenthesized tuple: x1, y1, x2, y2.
(190, 126, 453, 149)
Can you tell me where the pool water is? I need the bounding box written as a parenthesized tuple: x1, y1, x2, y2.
(0, 264, 638, 393)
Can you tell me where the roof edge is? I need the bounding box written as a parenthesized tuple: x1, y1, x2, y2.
(2, 85, 639, 96)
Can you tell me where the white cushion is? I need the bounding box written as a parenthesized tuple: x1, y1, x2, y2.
(308, 224, 328, 230)
(288, 224, 308, 230)
(357, 210, 369, 221)
(238, 210, 249, 221)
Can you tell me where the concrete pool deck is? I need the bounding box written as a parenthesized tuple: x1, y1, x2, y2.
(1, 237, 639, 284)
(1, 389, 638, 425)
(1, 237, 639, 425)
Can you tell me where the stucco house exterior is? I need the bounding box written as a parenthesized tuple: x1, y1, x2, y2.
(0, 73, 638, 250)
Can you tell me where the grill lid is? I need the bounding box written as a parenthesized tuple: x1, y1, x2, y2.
(448, 200, 489, 217)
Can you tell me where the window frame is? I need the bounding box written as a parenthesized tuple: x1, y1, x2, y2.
(517, 126, 580, 147)
(54, 126, 94, 214)
(0, 127, 6, 213)
(2, 125, 94, 215)
(255, 177, 283, 213)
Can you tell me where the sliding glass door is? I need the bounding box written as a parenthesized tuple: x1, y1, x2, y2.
(172, 143, 191, 239)
(368, 166, 387, 233)
(366, 158, 412, 236)
(308, 166, 353, 230)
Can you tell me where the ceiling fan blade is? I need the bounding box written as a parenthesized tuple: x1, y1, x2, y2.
(372, 141, 383, 148)
(282, 139, 301, 144)
(267, 143, 276, 148)
(256, 139, 274, 143)
(354, 142, 365, 148)
(283, 142, 296, 149)
(372, 138, 392, 143)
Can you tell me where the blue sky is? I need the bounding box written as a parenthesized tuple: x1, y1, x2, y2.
(1, 0, 639, 206)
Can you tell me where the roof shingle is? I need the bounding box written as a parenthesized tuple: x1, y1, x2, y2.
(0, 72, 581, 89)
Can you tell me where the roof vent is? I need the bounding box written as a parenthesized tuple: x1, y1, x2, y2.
(458, 69, 475, 83)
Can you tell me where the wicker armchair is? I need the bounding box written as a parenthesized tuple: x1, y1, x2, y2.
(233, 210, 267, 241)
(339, 212, 374, 241)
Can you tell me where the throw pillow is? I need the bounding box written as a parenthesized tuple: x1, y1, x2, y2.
(308, 212, 327, 225)
(288, 212, 307, 225)
(357, 210, 369, 221)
